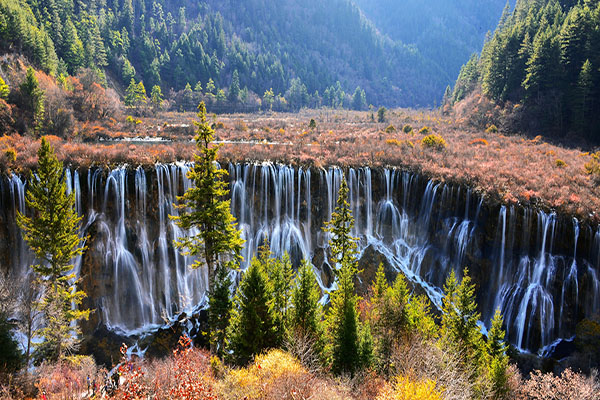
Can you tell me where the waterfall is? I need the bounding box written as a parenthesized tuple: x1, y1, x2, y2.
(2, 163, 599, 354)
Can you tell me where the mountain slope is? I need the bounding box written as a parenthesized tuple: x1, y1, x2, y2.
(354, 0, 507, 88)
(452, 0, 600, 144)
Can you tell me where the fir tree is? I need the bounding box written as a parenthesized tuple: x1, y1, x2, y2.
(266, 251, 295, 346)
(172, 102, 244, 354)
(228, 69, 240, 103)
(290, 259, 323, 346)
(16, 138, 89, 361)
(324, 176, 362, 375)
(440, 268, 483, 379)
(150, 85, 164, 110)
(20, 68, 45, 135)
(227, 256, 276, 365)
(486, 309, 509, 398)
(209, 262, 233, 358)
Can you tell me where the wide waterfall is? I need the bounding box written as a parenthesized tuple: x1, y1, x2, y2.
(0, 163, 598, 354)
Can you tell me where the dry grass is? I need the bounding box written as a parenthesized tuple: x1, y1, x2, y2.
(2, 107, 599, 222)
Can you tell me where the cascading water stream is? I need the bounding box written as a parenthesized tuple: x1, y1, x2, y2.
(2, 163, 598, 354)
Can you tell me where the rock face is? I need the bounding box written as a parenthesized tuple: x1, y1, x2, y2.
(1, 163, 599, 360)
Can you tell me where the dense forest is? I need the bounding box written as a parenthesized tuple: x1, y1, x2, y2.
(452, 0, 600, 144)
(0, 0, 505, 111)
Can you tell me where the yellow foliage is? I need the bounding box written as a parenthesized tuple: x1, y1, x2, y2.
(218, 349, 309, 400)
(555, 159, 567, 168)
(421, 134, 446, 150)
(377, 376, 443, 400)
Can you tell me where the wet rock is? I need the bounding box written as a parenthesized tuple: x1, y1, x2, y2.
(357, 245, 394, 294)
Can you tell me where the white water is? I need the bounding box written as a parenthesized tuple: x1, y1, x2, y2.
(2, 163, 599, 353)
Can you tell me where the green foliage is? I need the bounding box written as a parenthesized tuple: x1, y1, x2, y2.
(486, 309, 510, 398)
(209, 262, 233, 359)
(262, 88, 275, 111)
(459, 0, 600, 141)
(172, 101, 244, 353)
(20, 67, 45, 134)
(323, 177, 364, 375)
(150, 85, 164, 110)
(486, 124, 498, 133)
(228, 70, 240, 103)
(351, 86, 367, 110)
(585, 152, 600, 181)
(0, 313, 21, 373)
(0, 76, 8, 100)
(124, 78, 147, 107)
(290, 259, 324, 356)
(441, 269, 483, 380)
(16, 138, 89, 361)
(377, 106, 386, 122)
(227, 255, 276, 366)
(264, 248, 294, 346)
(421, 134, 446, 150)
(453, 53, 480, 103)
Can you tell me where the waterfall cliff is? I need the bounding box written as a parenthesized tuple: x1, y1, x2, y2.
(0, 163, 598, 355)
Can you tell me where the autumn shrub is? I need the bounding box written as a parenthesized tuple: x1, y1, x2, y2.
(555, 159, 567, 168)
(235, 120, 248, 132)
(421, 134, 446, 150)
(112, 344, 147, 400)
(418, 126, 431, 135)
(485, 124, 498, 133)
(376, 376, 443, 400)
(516, 369, 600, 400)
(403, 124, 413, 134)
(469, 138, 488, 146)
(585, 152, 600, 181)
(385, 124, 396, 133)
(4, 147, 16, 163)
(36, 356, 105, 400)
(218, 349, 316, 400)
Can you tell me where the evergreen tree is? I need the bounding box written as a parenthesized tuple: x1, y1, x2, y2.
(290, 259, 323, 347)
(227, 256, 276, 365)
(263, 88, 275, 111)
(124, 78, 147, 107)
(324, 178, 358, 269)
(575, 59, 593, 132)
(20, 68, 45, 135)
(209, 262, 233, 358)
(377, 106, 386, 123)
(172, 102, 244, 353)
(0, 314, 21, 373)
(61, 18, 85, 73)
(440, 269, 483, 379)
(0, 76, 9, 100)
(486, 308, 509, 398)
(150, 85, 164, 110)
(228, 69, 240, 103)
(324, 177, 362, 375)
(16, 138, 89, 361)
(266, 251, 294, 346)
(351, 86, 367, 110)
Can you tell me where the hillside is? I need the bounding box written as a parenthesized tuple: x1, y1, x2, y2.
(0, 0, 506, 109)
(451, 0, 600, 144)
(354, 0, 507, 89)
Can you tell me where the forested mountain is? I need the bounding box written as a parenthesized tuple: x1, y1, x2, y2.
(0, 0, 444, 109)
(354, 0, 507, 89)
(0, 0, 505, 109)
(452, 0, 600, 143)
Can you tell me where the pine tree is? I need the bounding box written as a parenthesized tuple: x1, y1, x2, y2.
(61, 18, 84, 73)
(575, 59, 593, 132)
(209, 262, 233, 358)
(266, 251, 294, 346)
(324, 176, 362, 375)
(172, 102, 244, 354)
(150, 85, 164, 110)
(20, 68, 45, 135)
(440, 268, 483, 379)
(486, 309, 509, 398)
(0, 76, 9, 100)
(16, 138, 89, 361)
(228, 69, 240, 103)
(290, 259, 323, 347)
(227, 256, 276, 365)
